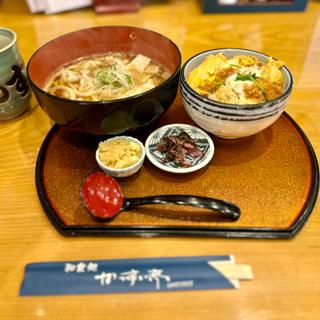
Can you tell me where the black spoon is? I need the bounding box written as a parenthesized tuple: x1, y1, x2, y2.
(80, 171, 240, 221)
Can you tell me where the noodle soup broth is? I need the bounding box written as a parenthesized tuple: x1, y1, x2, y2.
(45, 52, 172, 101)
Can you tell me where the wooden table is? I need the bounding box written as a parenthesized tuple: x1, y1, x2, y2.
(1, 0, 319, 318)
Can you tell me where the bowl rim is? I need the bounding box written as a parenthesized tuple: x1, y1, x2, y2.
(27, 25, 181, 106)
(144, 123, 215, 174)
(96, 135, 146, 174)
(180, 47, 293, 110)
(0, 27, 17, 54)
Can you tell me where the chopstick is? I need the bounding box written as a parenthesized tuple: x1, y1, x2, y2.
(208, 261, 253, 280)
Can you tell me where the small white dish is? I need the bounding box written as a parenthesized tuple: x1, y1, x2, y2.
(96, 136, 145, 178)
(145, 123, 214, 174)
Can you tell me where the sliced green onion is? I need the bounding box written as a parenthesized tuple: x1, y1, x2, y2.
(235, 72, 257, 81)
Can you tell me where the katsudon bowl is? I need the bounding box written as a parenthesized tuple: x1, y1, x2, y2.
(180, 48, 293, 139)
(27, 26, 181, 136)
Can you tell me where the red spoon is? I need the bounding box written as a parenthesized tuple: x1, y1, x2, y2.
(80, 171, 240, 220)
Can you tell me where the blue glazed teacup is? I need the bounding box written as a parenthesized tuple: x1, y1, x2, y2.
(0, 27, 31, 120)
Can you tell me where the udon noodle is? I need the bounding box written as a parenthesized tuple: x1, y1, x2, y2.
(45, 52, 171, 101)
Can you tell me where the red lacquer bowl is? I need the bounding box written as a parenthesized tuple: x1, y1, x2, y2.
(27, 26, 181, 136)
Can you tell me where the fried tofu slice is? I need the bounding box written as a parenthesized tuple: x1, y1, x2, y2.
(128, 54, 151, 73)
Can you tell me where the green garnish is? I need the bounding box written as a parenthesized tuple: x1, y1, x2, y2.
(96, 64, 133, 89)
(235, 72, 257, 81)
(125, 74, 133, 86)
(111, 80, 122, 88)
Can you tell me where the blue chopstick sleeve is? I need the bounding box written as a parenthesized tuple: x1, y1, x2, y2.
(20, 255, 236, 296)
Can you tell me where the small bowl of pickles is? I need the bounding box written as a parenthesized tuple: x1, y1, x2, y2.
(96, 136, 145, 178)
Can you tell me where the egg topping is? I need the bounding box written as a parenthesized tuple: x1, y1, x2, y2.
(187, 53, 285, 104)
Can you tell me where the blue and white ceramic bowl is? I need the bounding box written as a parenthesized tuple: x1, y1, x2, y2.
(145, 124, 214, 174)
(180, 48, 293, 139)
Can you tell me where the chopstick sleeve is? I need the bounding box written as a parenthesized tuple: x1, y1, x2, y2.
(20, 255, 252, 296)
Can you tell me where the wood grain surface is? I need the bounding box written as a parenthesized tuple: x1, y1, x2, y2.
(0, 0, 320, 319)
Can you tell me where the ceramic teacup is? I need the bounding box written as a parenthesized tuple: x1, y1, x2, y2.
(0, 27, 31, 120)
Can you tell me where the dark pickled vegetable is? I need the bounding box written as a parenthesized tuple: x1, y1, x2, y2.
(156, 132, 203, 167)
